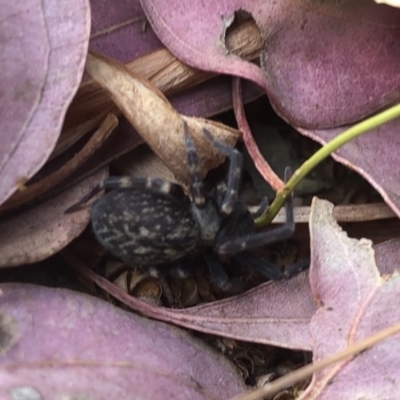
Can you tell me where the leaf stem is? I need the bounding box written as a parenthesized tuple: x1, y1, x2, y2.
(256, 103, 400, 227)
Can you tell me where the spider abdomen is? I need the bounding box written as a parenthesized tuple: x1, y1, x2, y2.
(91, 189, 200, 266)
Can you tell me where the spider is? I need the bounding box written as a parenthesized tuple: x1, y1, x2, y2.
(68, 123, 307, 291)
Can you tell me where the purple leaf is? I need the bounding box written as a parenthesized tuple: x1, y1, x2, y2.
(298, 121, 400, 218)
(65, 205, 399, 361)
(140, 0, 268, 90)
(374, 238, 400, 276)
(164, 273, 315, 350)
(0, 284, 246, 399)
(257, 1, 400, 128)
(70, 257, 315, 351)
(140, 0, 400, 128)
(0, 0, 90, 206)
(171, 76, 262, 118)
(90, 0, 162, 63)
(300, 198, 400, 399)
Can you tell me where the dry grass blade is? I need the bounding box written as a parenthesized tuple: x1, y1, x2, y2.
(230, 321, 400, 400)
(0, 114, 118, 213)
(266, 202, 396, 224)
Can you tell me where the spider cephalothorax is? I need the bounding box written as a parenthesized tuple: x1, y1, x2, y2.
(69, 124, 306, 290)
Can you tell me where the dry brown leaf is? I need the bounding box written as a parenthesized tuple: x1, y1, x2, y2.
(59, 20, 261, 155)
(85, 52, 240, 183)
(112, 145, 177, 184)
(0, 169, 108, 268)
(374, 0, 400, 7)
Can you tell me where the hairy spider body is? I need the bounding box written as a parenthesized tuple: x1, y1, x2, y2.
(91, 182, 255, 263)
(92, 189, 199, 265)
(69, 124, 307, 290)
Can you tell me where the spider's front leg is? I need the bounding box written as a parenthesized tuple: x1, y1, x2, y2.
(216, 192, 295, 256)
(216, 167, 295, 255)
(183, 122, 205, 207)
(203, 128, 243, 216)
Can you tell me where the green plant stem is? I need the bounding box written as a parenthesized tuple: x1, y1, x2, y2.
(256, 103, 400, 227)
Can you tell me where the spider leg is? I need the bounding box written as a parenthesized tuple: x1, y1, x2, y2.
(216, 194, 294, 255)
(203, 128, 242, 216)
(204, 250, 243, 292)
(204, 250, 230, 290)
(65, 176, 184, 213)
(183, 122, 205, 207)
(233, 251, 309, 281)
(250, 196, 269, 219)
(282, 258, 310, 279)
(233, 251, 282, 280)
(250, 166, 292, 220)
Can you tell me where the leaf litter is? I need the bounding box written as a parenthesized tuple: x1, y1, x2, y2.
(1, 1, 400, 398)
(64, 197, 400, 399)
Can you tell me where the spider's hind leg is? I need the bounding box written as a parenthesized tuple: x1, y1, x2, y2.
(204, 250, 244, 293)
(282, 258, 310, 279)
(233, 251, 309, 282)
(65, 176, 184, 213)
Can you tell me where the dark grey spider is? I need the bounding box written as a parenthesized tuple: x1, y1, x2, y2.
(68, 124, 307, 291)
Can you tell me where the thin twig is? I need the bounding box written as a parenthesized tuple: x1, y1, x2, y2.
(232, 77, 284, 192)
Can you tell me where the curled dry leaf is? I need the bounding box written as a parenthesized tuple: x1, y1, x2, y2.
(0, 0, 90, 207)
(112, 145, 177, 184)
(85, 52, 240, 184)
(0, 168, 108, 268)
(0, 114, 118, 214)
(61, 16, 262, 158)
(299, 198, 400, 399)
(0, 284, 246, 399)
(374, 0, 400, 9)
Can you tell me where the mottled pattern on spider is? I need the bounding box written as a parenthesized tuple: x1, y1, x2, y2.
(70, 124, 306, 290)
